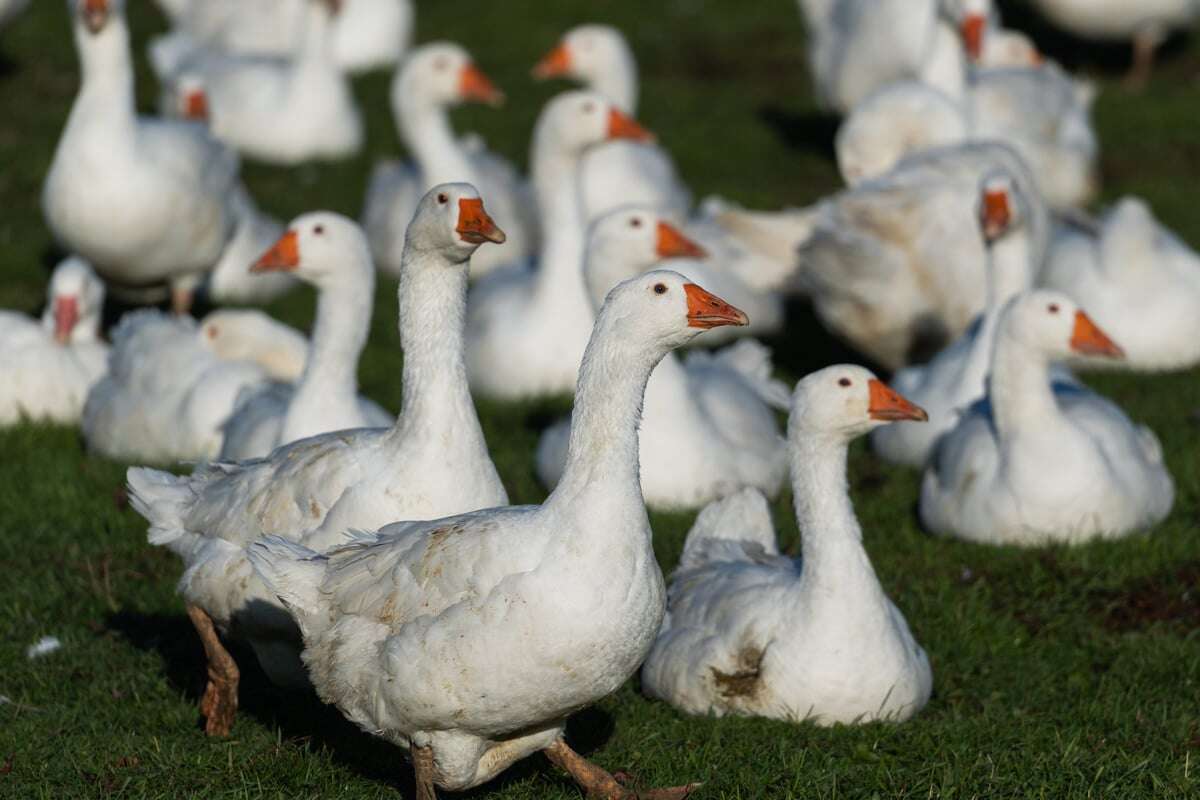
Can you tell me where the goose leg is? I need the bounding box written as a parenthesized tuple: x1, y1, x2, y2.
(171, 286, 194, 316)
(412, 745, 438, 800)
(1125, 27, 1161, 89)
(543, 739, 700, 800)
(186, 604, 239, 737)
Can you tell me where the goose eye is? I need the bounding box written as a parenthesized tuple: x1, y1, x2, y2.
(433, 56, 449, 71)
(838, 377, 852, 387)
(437, 193, 449, 204)
(206, 325, 219, 339)
(313, 225, 324, 235)
(582, 101, 595, 114)
(1048, 303, 1060, 314)
(653, 283, 667, 295)
(630, 218, 642, 228)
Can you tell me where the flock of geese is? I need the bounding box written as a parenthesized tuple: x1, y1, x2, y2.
(2, 0, 1198, 797)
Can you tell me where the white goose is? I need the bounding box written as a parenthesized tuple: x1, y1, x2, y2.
(0, 258, 108, 426)
(246, 269, 745, 798)
(218, 213, 391, 461)
(1040, 198, 1200, 372)
(197, 309, 309, 383)
(537, 207, 788, 509)
(465, 91, 655, 400)
(125, 185, 512, 737)
(920, 290, 1174, 545)
(532, 24, 691, 221)
(362, 42, 536, 281)
(43, 0, 239, 314)
(871, 172, 1037, 467)
(642, 366, 932, 724)
(156, 0, 363, 165)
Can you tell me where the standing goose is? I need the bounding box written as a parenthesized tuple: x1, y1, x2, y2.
(217, 213, 391, 461)
(537, 207, 788, 509)
(919, 291, 1174, 544)
(642, 366, 932, 724)
(247, 269, 746, 799)
(0, 258, 108, 426)
(43, 0, 239, 314)
(362, 42, 536, 280)
(127, 185, 510, 737)
(465, 91, 654, 400)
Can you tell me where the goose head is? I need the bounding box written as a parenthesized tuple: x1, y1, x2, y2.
(978, 171, 1025, 245)
(71, 0, 120, 35)
(533, 90, 653, 160)
(533, 24, 633, 88)
(788, 365, 928, 442)
(395, 42, 504, 112)
(597, 270, 747, 356)
(584, 207, 706, 311)
(1000, 291, 1124, 362)
(947, 0, 991, 62)
(43, 256, 104, 345)
(404, 182, 507, 263)
(251, 212, 372, 290)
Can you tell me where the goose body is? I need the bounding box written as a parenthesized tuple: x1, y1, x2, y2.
(0, 258, 108, 426)
(1039, 198, 1200, 371)
(218, 214, 391, 461)
(362, 42, 536, 281)
(126, 185, 510, 735)
(246, 269, 743, 796)
(642, 367, 932, 724)
(919, 291, 1174, 545)
(43, 0, 238, 310)
(537, 208, 788, 509)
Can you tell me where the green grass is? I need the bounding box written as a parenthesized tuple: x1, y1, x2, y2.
(2, 1, 1199, 797)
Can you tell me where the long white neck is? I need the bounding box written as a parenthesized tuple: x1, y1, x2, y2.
(529, 138, 592, 318)
(789, 432, 883, 602)
(957, 227, 1032, 394)
(919, 22, 967, 102)
(988, 325, 1061, 442)
(386, 250, 486, 452)
(71, 16, 137, 140)
(548, 321, 663, 515)
(396, 94, 475, 191)
(281, 260, 375, 442)
(297, 1, 335, 64)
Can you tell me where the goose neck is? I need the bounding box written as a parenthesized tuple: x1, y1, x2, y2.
(988, 327, 1060, 441)
(530, 143, 591, 313)
(958, 230, 1034, 393)
(73, 18, 136, 120)
(397, 97, 474, 189)
(592, 62, 638, 113)
(298, 1, 335, 61)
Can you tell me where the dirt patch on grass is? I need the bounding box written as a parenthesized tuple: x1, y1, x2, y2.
(1092, 562, 1200, 634)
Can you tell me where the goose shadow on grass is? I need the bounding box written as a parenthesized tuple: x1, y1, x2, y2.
(756, 104, 840, 163)
(105, 608, 618, 797)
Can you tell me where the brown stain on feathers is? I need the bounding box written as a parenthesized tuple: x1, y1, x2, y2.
(711, 644, 766, 700)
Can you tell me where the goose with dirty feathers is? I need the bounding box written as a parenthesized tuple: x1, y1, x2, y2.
(127, 185, 509, 737)
(920, 291, 1174, 545)
(248, 270, 747, 799)
(537, 207, 789, 509)
(642, 366, 932, 724)
(0, 258, 107, 426)
(43, 0, 239, 314)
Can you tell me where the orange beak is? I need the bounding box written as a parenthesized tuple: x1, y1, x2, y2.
(980, 188, 1011, 240)
(656, 222, 707, 260)
(868, 379, 929, 422)
(684, 283, 748, 329)
(82, 0, 109, 34)
(183, 89, 208, 121)
(252, 230, 300, 272)
(532, 42, 572, 80)
(456, 197, 507, 245)
(54, 296, 80, 344)
(1070, 310, 1124, 358)
(459, 64, 505, 107)
(961, 13, 986, 62)
(608, 108, 655, 143)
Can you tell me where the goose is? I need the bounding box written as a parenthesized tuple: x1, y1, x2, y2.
(217, 213, 391, 461)
(125, 185, 512, 737)
(794, 141, 1049, 369)
(1025, 0, 1200, 86)
(642, 366, 932, 724)
(870, 172, 1037, 467)
(1039, 197, 1200, 372)
(537, 207, 788, 509)
(919, 290, 1174, 545)
(329, 0, 414, 74)
(362, 42, 536, 281)
(156, 0, 363, 165)
(198, 309, 309, 383)
(532, 24, 691, 221)
(245, 269, 746, 798)
(0, 258, 108, 426)
(465, 91, 655, 400)
(43, 0, 239, 315)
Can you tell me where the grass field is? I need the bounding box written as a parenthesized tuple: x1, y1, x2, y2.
(2, 1, 1199, 798)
